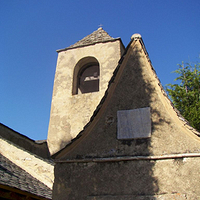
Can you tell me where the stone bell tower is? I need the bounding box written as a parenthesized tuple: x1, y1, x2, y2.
(47, 28, 125, 155)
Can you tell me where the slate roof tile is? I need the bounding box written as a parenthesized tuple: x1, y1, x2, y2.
(57, 27, 118, 52)
(0, 154, 52, 199)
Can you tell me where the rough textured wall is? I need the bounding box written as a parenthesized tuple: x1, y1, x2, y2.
(53, 157, 200, 199)
(0, 123, 50, 159)
(52, 38, 200, 199)
(48, 40, 124, 155)
(0, 137, 54, 189)
(57, 40, 200, 161)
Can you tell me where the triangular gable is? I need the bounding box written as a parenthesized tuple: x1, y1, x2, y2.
(54, 34, 200, 161)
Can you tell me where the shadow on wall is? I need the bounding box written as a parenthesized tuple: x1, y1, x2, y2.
(53, 41, 171, 199)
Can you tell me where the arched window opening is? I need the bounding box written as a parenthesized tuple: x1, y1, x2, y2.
(78, 64, 99, 94)
(72, 57, 100, 95)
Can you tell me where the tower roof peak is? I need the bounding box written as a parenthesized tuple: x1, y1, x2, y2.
(57, 28, 119, 52)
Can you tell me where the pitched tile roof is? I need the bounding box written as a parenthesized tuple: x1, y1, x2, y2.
(57, 27, 119, 52)
(0, 154, 52, 199)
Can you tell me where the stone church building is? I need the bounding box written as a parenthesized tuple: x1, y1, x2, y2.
(1, 28, 200, 199)
(47, 28, 200, 199)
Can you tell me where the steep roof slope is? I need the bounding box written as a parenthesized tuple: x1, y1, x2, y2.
(0, 123, 50, 159)
(54, 34, 200, 161)
(0, 154, 52, 199)
(57, 27, 121, 52)
(0, 123, 54, 189)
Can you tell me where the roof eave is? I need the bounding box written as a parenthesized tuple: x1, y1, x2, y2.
(56, 38, 123, 53)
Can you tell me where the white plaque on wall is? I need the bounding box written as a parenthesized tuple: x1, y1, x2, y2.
(117, 107, 151, 139)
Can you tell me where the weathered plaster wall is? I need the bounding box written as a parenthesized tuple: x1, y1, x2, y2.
(48, 40, 124, 155)
(57, 40, 200, 161)
(53, 157, 200, 199)
(0, 136, 54, 189)
(52, 38, 200, 199)
(0, 123, 50, 159)
(0, 123, 54, 189)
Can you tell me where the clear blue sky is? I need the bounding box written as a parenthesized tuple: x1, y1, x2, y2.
(0, 0, 199, 140)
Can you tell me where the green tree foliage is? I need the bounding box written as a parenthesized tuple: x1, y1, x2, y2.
(166, 61, 200, 131)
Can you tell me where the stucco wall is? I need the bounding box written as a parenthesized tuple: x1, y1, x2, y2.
(52, 38, 200, 199)
(0, 123, 50, 159)
(53, 157, 200, 199)
(0, 136, 54, 189)
(48, 40, 124, 155)
(56, 40, 200, 161)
